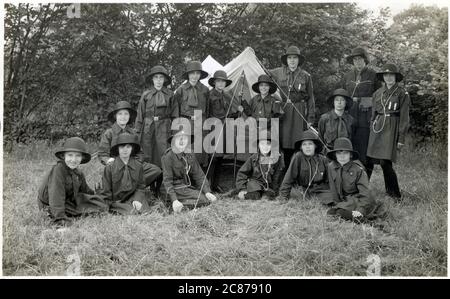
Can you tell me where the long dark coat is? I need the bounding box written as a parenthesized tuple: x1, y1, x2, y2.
(135, 86, 179, 167)
(174, 82, 210, 166)
(342, 66, 380, 163)
(38, 161, 108, 222)
(327, 160, 376, 216)
(367, 83, 410, 162)
(278, 152, 332, 204)
(100, 157, 150, 215)
(270, 66, 315, 149)
(161, 148, 211, 208)
(236, 152, 285, 194)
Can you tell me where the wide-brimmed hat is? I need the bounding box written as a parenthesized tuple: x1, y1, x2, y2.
(346, 47, 369, 64)
(294, 130, 323, 154)
(146, 65, 172, 86)
(326, 137, 359, 161)
(327, 88, 353, 110)
(182, 61, 208, 80)
(251, 74, 277, 94)
(376, 64, 404, 82)
(281, 46, 305, 67)
(110, 133, 141, 157)
(107, 101, 137, 124)
(167, 128, 192, 144)
(55, 137, 91, 164)
(252, 129, 272, 148)
(208, 70, 232, 87)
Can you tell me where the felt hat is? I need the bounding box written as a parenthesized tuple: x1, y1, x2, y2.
(326, 137, 359, 161)
(252, 129, 272, 148)
(167, 128, 192, 144)
(251, 74, 277, 94)
(327, 88, 353, 110)
(281, 45, 305, 67)
(146, 65, 172, 86)
(107, 101, 137, 124)
(346, 47, 369, 64)
(376, 64, 404, 82)
(208, 70, 232, 88)
(110, 133, 141, 157)
(182, 61, 208, 80)
(294, 130, 323, 154)
(55, 137, 91, 164)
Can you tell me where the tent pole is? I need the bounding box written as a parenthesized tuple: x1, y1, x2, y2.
(233, 71, 246, 188)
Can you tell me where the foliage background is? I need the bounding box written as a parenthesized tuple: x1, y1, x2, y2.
(3, 3, 448, 145)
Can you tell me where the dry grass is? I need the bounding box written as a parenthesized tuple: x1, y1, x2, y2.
(2, 141, 447, 276)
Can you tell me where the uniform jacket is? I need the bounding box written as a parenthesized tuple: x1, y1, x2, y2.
(174, 81, 210, 119)
(367, 83, 410, 162)
(38, 161, 95, 221)
(208, 88, 240, 119)
(134, 86, 179, 166)
(236, 152, 285, 193)
(246, 94, 283, 121)
(100, 157, 146, 204)
(327, 160, 375, 215)
(318, 110, 356, 149)
(342, 66, 380, 127)
(278, 152, 329, 198)
(270, 66, 315, 148)
(98, 123, 143, 165)
(161, 148, 211, 202)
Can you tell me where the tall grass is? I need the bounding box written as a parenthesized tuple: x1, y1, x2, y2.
(2, 142, 447, 276)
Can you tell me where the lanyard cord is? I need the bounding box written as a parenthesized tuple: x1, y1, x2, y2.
(372, 86, 399, 134)
(259, 156, 272, 191)
(350, 80, 373, 98)
(303, 157, 319, 201)
(172, 155, 192, 190)
(284, 69, 301, 109)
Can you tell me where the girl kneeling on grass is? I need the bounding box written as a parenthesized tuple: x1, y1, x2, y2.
(99, 133, 152, 215)
(236, 130, 285, 200)
(38, 137, 108, 226)
(326, 137, 385, 222)
(277, 130, 333, 204)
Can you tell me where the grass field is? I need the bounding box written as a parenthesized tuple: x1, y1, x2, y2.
(2, 141, 447, 276)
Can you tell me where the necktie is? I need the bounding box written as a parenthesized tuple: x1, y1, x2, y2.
(356, 69, 362, 83)
(288, 71, 294, 90)
(337, 116, 348, 139)
(187, 86, 199, 107)
(121, 165, 132, 191)
(70, 170, 81, 204)
(154, 90, 167, 108)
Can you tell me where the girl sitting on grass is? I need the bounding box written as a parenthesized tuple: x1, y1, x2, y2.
(161, 129, 218, 213)
(326, 137, 384, 222)
(277, 130, 333, 204)
(37, 137, 108, 226)
(236, 130, 284, 200)
(99, 133, 152, 215)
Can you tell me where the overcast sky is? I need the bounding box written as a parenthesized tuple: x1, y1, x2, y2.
(354, 0, 447, 15)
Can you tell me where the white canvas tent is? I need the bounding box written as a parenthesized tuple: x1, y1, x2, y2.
(217, 47, 282, 163)
(200, 55, 224, 87)
(224, 47, 281, 102)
